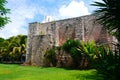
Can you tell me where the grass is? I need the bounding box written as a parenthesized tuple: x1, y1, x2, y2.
(0, 64, 103, 80)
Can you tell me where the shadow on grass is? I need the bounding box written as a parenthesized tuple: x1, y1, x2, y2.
(54, 67, 104, 80)
(75, 70, 104, 80)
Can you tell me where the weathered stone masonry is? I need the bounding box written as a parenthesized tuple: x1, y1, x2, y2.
(26, 14, 114, 66)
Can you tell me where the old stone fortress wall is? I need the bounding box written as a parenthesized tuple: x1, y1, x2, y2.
(26, 14, 114, 66)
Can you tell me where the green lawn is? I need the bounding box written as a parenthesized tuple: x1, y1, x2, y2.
(0, 64, 103, 80)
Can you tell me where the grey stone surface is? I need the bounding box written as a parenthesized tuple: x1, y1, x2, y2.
(26, 14, 114, 66)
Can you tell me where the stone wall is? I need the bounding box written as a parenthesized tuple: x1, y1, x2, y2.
(26, 14, 114, 66)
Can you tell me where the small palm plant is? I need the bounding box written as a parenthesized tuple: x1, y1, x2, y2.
(93, 44, 120, 80)
(62, 39, 82, 68)
(77, 41, 96, 68)
(44, 46, 57, 67)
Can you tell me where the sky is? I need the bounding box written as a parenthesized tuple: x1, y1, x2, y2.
(0, 0, 102, 39)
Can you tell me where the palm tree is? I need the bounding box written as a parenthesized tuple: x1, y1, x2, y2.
(91, 0, 120, 42)
(0, 40, 10, 61)
(0, 35, 27, 63)
(9, 35, 27, 62)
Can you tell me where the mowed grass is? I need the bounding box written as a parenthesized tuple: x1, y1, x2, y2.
(0, 64, 103, 80)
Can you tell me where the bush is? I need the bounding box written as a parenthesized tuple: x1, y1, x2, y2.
(77, 41, 96, 68)
(62, 39, 97, 69)
(62, 39, 82, 68)
(93, 44, 120, 80)
(44, 46, 57, 67)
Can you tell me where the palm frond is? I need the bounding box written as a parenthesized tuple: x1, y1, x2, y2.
(91, 1, 106, 7)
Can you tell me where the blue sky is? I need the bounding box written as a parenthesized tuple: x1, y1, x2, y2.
(0, 0, 102, 39)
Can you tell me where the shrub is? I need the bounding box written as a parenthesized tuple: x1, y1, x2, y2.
(62, 39, 82, 68)
(77, 41, 96, 69)
(93, 44, 120, 80)
(62, 39, 81, 58)
(62, 39, 97, 69)
(44, 46, 57, 67)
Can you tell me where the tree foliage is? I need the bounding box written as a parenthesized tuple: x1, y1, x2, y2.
(0, 0, 10, 28)
(91, 0, 120, 42)
(0, 35, 27, 63)
(93, 44, 120, 80)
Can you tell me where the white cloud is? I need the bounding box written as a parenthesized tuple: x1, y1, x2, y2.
(58, 0, 90, 19)
(0, 0, 37, 39)
(93, 0, 103, 2)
